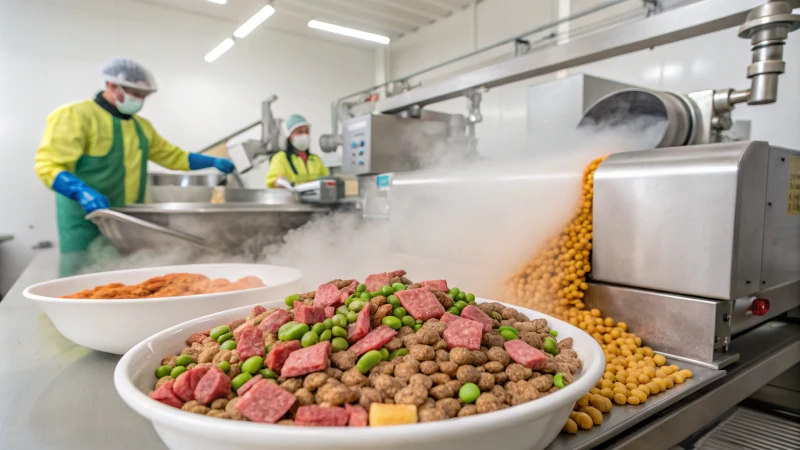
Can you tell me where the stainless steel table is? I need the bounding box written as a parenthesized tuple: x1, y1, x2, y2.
(0, 250, 166, 450)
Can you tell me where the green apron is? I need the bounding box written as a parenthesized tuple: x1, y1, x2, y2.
(56, 117, 149, 257)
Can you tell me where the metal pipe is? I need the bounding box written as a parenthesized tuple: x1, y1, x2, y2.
(198, 120, 260, 154)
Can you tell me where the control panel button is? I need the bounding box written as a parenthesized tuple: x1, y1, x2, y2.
(350, 142, 357, 149)
(358, 158, 365, 165)
(360, 140, 365, 147)
(358, 149, 364, 155)
(750, 298, 770, 316)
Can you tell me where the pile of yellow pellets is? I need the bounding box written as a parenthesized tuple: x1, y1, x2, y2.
(504, 156, 693, 434)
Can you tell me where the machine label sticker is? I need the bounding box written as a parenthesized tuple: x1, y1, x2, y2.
(789, 156, 800, 216)
(376, 173, 393, 191)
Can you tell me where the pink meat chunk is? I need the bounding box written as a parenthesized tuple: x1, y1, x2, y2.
(345, 403, 368, 427)
(313, 283, 344, 308)
(295, 405, 349, 427)
(193, 366, 231, 405)
(251, 305, 267, 317)
(237, 326, 266, 360)
(237, 374, 263, 396)
(460, 305, 492, 332)
(149, 380, 183, 408)
(504, 340, 548, 370)
(280, 341, 332, 378)
(346, 305, 372, 343)
(389, 270, 407, 277)
(266, 340, 302, 372)
(364, 273, 391, 292)
(421, 279, 449, 291)
(235, 379, 296, 424)
(186, 333, 206, 345)
(442, 318, 483, 351)
(349, 325, 398, 356)
(294, 303, 327, 325)
(440, 312, 460, 325)
(258, 309, 291, 334)
(233, 321, 254, 341)
(172, 365, 211, 402)
(396, 288, 445, 321)
(325, 307, 336, 319)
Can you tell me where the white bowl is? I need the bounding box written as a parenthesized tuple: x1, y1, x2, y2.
(115, 298, 605, 450)
(24, 264, 302, 354)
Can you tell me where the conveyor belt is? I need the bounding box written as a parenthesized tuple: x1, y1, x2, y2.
(692, 407, 800, 450)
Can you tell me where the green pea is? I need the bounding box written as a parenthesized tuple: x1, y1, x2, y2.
(553, 373, 565, 389)
(544, 337, 558, 348)
(543, 339, 559, 356)
(266, 343, 274, 354)
(217, 361, 231, 373)
(155, 365, 172, 378)
(337, 305, 350, 316)
(371, 291, 381, 297)
(386, 295, 400, 307)
(392, 307, 407, 318)
(344, 295, 355, 307)
(231, 372, 252, 392)
(331, 325, 348, 338)
(323, 318, 333, 329)
(259, 368, 278, 379)
(330, 314, 346, 329)
(381, 285, 395, 296)
(220, 340, 237, 351)
(382, 316, 402, 330)
(456, 291, 467, 301)
(311, 323, 326, 335)
(241, 356, 264, 374)
(356, 283, 367, 292)
(301, 331, 319, 347)
(379, 348, 390, 361)
(170, 366, 187, 378)
(319, 329, 332, 342)
(346, 311, 358, 323)
(359, 292, 372, 301)
(279, 322, 309, 341)
(331, 337, 349, 352)
(216, 332, 233, 344)
(468, 301, 478, 306)
(278, 321, 297, 340)
(498, 326, 519, 336)
(454, 300, 468, 311)
(356, 350, 383, 374)
(284, 293, 299, 307)
(447, 306, 460, 315)
(500, 330, 518, 341)
(549, 329, 559, 337)
(175, 354, 194, 367)
(401, 316, 416, 327)
(466, 293, 476, 302)
(209, 325, 230, 341)
(349, 300, 366, 312)
(448, 288, 460, 297)
(490, 311, 503, 321)
(389, 348, 409, 360)
(413, 324, 422, 332)
(459, 382, 480, 404)
(391, 283, 406, 292)
(416, 319, 423, 325)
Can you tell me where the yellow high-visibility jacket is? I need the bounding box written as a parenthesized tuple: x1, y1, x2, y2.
(266, 150, 329, 188)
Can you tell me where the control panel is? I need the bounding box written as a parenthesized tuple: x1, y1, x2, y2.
(342, 116, 372, 175)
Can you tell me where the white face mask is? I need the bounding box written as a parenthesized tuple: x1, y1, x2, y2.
(115, 87, 144, 115)
(291, 134, 311, 151)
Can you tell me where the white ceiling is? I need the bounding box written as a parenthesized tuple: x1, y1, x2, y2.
(134, 0, 476, 48)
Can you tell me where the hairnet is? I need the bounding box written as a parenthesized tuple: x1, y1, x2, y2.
(285, 114, 310, 135)
(101, 58, 158, 93)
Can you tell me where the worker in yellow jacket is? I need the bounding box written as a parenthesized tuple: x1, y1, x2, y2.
(266, 114, 329, 188)
(35, 58, 234, 256)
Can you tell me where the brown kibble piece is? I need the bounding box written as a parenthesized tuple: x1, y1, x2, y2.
(493, 371, 509, 385)
(435, 349, 450, 363)
(557, 337, 574, 351)
(315, 382, 356, 406)
(368, 361, 394, 376)
(445, 379, 463, 393)
(449, 348, 473, 365)
(295, 388, 315, 406)
(429, 384, 455, 400)
(409, 373, 433, 390)
(155, 376, 173, 390)
(483, 361, 505, 373)
(433, 339, 448, 351)
(431, 290, 454, 309)
(476, 393, 502, 413)
(419, 407, 447, 422)
(530, 375, 553, 392)
(482, 332, 506, 349)
(395, 386, 428, 407)
(224, 397, 245, 420)
(410, 344, 436, 361)
(281, 378, 303, 394)
(456, 365, 481, 384)
(402, 333, 418, 348)
(487, 347, 511, 366)
(415, 328, 440, 346)
(519, 331, 543, 349)
(458, 404, 479, 417)
(420, 360, 439, 375)
(210, 398, 228, 410)
(396, 326, 415, 339)
(436, 398, 461, 418)
(430, 373, 450, 385)
(197, 347, 219, 364)
(341, 368, 369, 387)
(206, 410, 230, 419)
(369, 295, 387, 313)
(478, 372, 495, 392)
(359, 387, 382, 410)
(385, 338, 404, 352)
(181, 400, 210, 415)
(506, 363, 533, 382)
(393, 362, 419, 380)
(372, 304, 393, 328)
(304, 372, 329, 391)
(439, 361, 458, 377)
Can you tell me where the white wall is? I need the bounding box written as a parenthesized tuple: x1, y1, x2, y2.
(0, 0, 375, 293)
(386, 0, 800, 155)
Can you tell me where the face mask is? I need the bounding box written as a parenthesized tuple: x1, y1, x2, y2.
(291, 134, 311, 151)
(115, 88, 144, 115)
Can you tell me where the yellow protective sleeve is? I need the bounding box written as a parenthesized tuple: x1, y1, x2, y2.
(34, 106, 86, 187)
(266, 151, 291, 188)
(136, 117, 190, 171)
(265, 152, 329, 187)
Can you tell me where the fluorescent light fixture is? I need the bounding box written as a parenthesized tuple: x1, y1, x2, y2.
(234, 5, 275, 38)
(206, 0, 227, 4)
(308, 20, 390, 44)
(205, 38, 234, 62)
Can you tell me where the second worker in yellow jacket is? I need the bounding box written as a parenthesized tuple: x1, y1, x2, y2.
(266, 114, 329, 188)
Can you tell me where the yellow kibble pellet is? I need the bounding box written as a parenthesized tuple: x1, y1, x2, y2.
(653, 378, 667, 391)
(616, 365, 625, 373)
(605, 364, 617, 373)
(669, 364, 680, 372)
(618, 322, 627, 331)
(610, 329, 621, 339)
(563, 418, 578, 434)
(626, 382, 638, 391)
(570, 411, 594, 430)
(653, 354, 667, 367)
(577, 393, 591, 407)
(644, 347, 655, 357)
(646, 382, 660, 395)
(637, 374, 650, 384)
(579, 406, 603, 425)
(591, 308, 601, 317)
(630, 389, 648, 403)
(600, 379, 614, 389)
(621, 349, 633, 357)
(599, 388, 614, 399)
(643, 366, 656, 377)
(604, 317, 614, 327)
(680, 369, 693, 379)
(603, 334, 614, 344)
(613, 393, 627, 405)
(613, 385, 628, 395)
(627, 396, 640, 405)
(664, 378, 674, 389)
(662, 366, 674, 376)
(638, 385, 651, 396)
(625, 338, 635, 346)
(655, 369, 667, 378)
(673, 374, 685, 384)
(616, 370, 628, 380)
(635, 348, 645, 356)
(634, 337, 642, 346)
(626, 376, 638, 385)
(603, 372, 616, 382)
(590, 387, 601, 394)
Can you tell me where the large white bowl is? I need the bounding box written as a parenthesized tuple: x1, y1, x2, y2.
(115, 297, 605, 450)
(24, 264, 302, 354)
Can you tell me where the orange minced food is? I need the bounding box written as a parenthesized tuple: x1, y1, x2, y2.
(62, 273, 265, 299)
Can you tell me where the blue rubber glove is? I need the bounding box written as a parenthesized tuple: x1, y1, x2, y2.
(188, 153, 235, 174)
(52, 171, 110, 214)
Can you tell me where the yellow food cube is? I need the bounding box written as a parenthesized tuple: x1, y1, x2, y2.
(369, 404, 418, 426)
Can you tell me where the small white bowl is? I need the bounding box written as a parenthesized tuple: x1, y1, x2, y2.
(24, 264, 302, 354)
(115, 298, 604, 450)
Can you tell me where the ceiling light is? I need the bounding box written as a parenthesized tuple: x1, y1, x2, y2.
(308, 20, 390, 44)
(205, 38, 235, 62)
(206, 0, 227, 4)
(234, 5, 275, 38)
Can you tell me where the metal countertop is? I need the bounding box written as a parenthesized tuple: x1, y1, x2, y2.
(1, 251, 797, 450)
